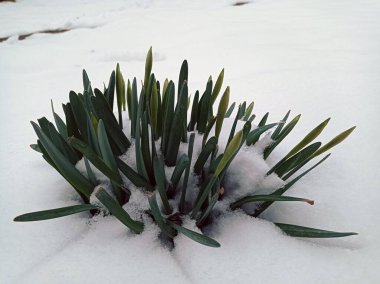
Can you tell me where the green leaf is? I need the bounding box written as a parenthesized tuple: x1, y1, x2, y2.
(91, 92, 131, 154)
(169, 222, 221, 248)
(224, 102, 236, 118)
(141, 112, 154, 184)
(82, 69, 93, 95)
(227, 103, 245, 145)
(311, 126, 356, 158)
(258, 112, 269, 127)
(286, 118, 330, 158)
(188, 90, 199, 131)
(218, 121, 251, 182)
(54, 113, 68, 140)
(165, 82, 188, 166)
(105, 71, 115, 110)
(84, 157, 97, 185)
(246, 123, 278, 146)
(69, 91, 88, 139)
(30, 143, 42, 153)
(211, 69, 224, 105)
(248, 114, 256, 123)
(191, 175, 218, 218)
(264, 114, 301, 159)
(230, 195, 314, 210)
(116, 157, 153, 190)
(271, 110, 290, 139)
(239, 102, 247, 118)
(14, 204, 98, 222)
(178, 60, 188, 98)
(95, 188, 144, 234)
(31, 121, 93, 199)
(51, 102, 68, 139)
(98, 120, 126, 204)
(148, 192, 176, 237)
(215, 130, 243, 176)
(150, 79, 158, 138)
(162, 82, 175, 155)
(144, 47, 153, 91)
(134, 92, 149, 180)
(69, 137, 123, 184)
(126, 79, 132, 119)
(37, 117, 52, 138)
(63, 102, 82, 140)
(268, 142, 321, 177)
(194, 136, 218, 175)
(180, 133, 195, 213)
(242, 101, 254, 121)
(253, 154, 330, 217)
(130, 78, 138, 138)
(196, 188, 223, 227)
(69, 91, 100, 155)
(197, 80, 212, 133)
(170, 154, 190, 192)
(153, 156, 172, 214)
(275, 223, 357, 238)
(116, 63, 125, 128)
(215, 87, 230, 139)
(202, 116, 216, 146)
(48, 123, 78, 164)
(162, 78, 169, 99)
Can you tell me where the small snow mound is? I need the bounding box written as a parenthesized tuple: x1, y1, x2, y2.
(223, 145, 285, 203)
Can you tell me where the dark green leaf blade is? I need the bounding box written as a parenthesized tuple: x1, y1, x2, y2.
(69, 137, 123, 184)
(95, 188, 144, 234)
(170, 222, 221, 247)
(148, 192, 176, 237)
(166, 82, 188, 166)
(276, 223, 357, 238)
(230, 195, 314, 210)
(31, 121, 93, 199)
(116, 157, 153, 190)
(14, 204, 97, 222)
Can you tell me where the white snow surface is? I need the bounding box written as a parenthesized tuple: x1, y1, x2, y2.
(1, 0, 380, 283)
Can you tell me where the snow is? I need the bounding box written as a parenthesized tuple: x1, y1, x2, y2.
(1, 0, 380, 283)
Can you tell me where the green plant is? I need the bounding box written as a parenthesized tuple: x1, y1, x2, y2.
(14, 48, 357, 247)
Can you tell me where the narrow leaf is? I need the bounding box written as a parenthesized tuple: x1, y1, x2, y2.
(246, 123, 277, 146)
(215, 130, 243, 177)
(311, 126, 356, 158)
(194, 136, 218, 175)
(276, 223, 357, 238)
(254, 154, 331, 217)
(224, 102, 236, 118)
(264, 114, 301, 159)
(230, 195, 314, 210)
(180, 133, 195, 213)
(153, 156, 172, 214)
(31, 121, 93, 199)
(286, 118, 330, 158)
(215, 87, 230, 139)
(211, 69, 224, 105)
(95, 188, 144, 234)
(170, 222, 221, 248)
(144, 47, 153, 91)
(148, 192, 176, 237)
(116, 157, 153, 190)
(14, 204, 98, 222)
(166, 82, 188, 166)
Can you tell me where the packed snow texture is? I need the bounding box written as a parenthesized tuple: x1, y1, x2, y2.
(1, 0, 380, 283)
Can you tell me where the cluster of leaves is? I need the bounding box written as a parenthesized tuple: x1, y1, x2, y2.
(14, 48, 357, 247)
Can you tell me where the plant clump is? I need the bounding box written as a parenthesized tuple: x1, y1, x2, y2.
(14, 48, 357, 247)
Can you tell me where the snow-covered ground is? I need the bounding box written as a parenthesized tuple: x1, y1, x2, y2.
(1, 0, 379, 283)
